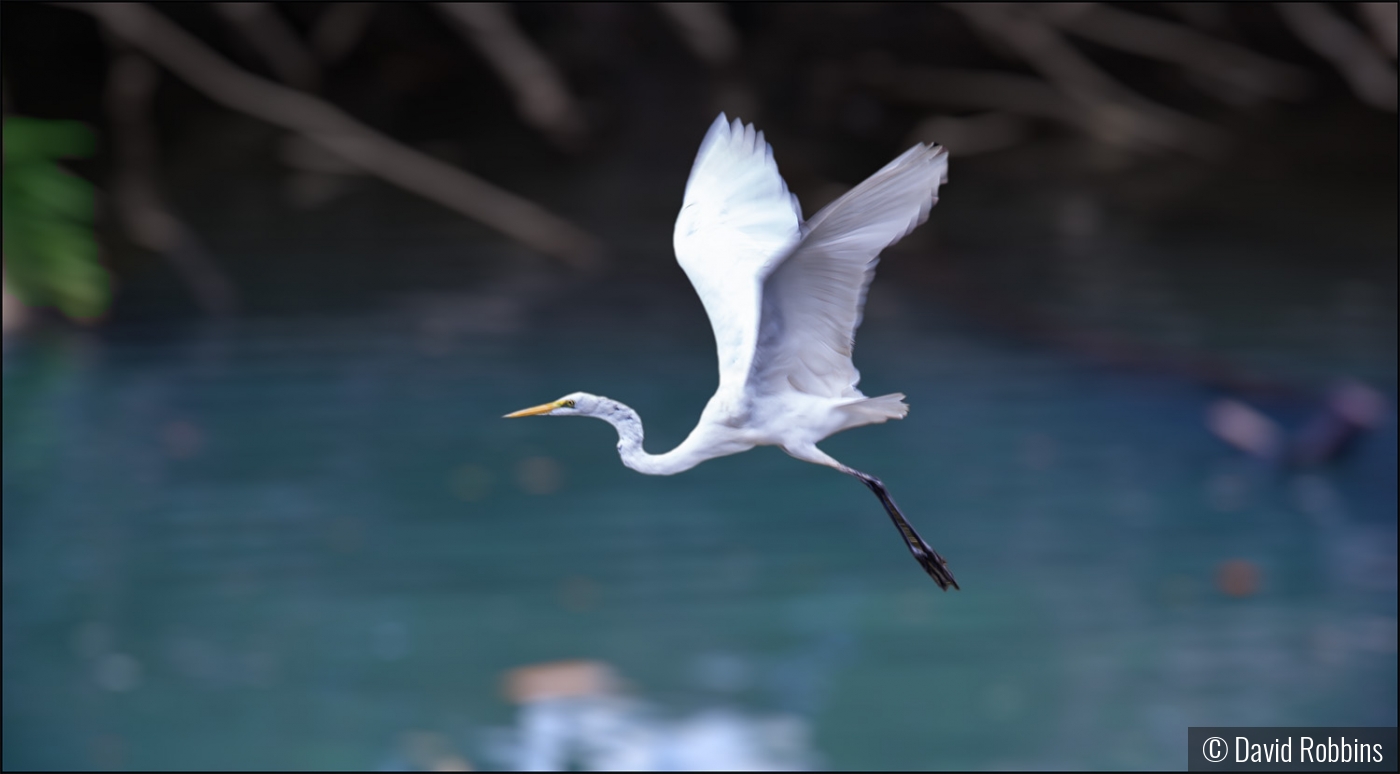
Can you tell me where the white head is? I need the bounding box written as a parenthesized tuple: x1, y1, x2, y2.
(503, 390, 676, 474)
(503, 391, 604, 418)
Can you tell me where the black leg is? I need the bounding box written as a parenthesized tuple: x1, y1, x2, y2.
(849, 469, 960, 591)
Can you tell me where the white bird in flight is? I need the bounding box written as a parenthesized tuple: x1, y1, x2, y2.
(507, 114, 957, 589)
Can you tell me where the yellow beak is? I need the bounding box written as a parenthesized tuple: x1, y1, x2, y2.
(503, 400, 564, 418)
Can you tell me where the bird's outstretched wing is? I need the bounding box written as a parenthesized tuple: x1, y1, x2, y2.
(674, 115, 803, 393)
(750, 143, 948, 399)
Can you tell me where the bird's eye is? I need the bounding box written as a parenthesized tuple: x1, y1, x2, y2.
(562, 400, 575, 407)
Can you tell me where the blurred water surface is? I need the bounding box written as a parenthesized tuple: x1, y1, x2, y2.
(4, 240, 1395, 769)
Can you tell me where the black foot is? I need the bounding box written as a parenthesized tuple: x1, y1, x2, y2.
(852, 471, 960, 591)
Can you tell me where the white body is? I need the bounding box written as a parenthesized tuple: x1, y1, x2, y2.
(604, 114, 949, 475)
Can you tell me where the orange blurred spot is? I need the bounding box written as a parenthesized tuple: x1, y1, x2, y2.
(400, 730, 474, 771)
(503, 659, 617, 704)
(1216, 559, 1260, 597)
(515, 456, 562, 495)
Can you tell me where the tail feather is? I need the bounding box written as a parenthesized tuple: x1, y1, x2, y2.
(839, 392, 909, 425)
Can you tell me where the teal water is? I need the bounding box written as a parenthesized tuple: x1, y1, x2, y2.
(3, 268, 1395, 769)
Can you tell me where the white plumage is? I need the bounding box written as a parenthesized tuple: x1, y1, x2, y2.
(507, 114, 958, 589)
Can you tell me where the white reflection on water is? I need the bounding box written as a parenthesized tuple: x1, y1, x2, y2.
(480, 660, 816, 771)
(488, 696, 814, 771)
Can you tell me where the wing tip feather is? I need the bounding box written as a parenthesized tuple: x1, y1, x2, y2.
(683, 113, 803, 226)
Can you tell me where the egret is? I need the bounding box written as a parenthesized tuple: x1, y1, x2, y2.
(507, 114, 958, 589)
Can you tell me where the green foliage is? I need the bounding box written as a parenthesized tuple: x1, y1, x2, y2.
(3, 116, 109, 321)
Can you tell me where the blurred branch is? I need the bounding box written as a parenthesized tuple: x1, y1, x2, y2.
(1359, 2, 1398, 60)
(946, 3, 1226, 156)
(279, 133, 360, 175)
(862, 63, 1115, 139)
(67, 2, 605, 272)
(213, 3, 320, 92)
(435, 3, 588, 151)
(106, 48, 239, 316)
(1039, 4, 1313, 103)
(309, 2, 376, 66)
(656, 3, 739, 68)
(1278, 3, 1397, 111)
(656, 3, 755, 131)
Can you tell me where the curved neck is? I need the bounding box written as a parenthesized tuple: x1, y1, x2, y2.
(591, 397, 708, 476)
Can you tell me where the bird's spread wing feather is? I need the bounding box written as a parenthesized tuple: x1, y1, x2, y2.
(674, 115, 803, 393)
(750, 143, 949, 399)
